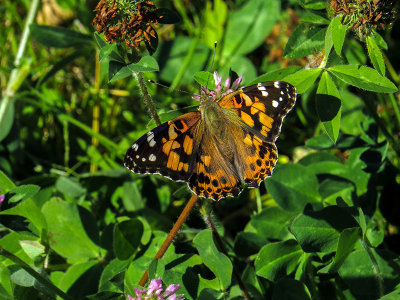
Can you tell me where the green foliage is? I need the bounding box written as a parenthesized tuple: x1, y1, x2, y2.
(1, 0, 400, 299)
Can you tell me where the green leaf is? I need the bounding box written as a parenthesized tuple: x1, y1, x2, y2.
(284, 24, 326, 59)
(55, 177, 86, 198)
(300, 10, 330, 25)
(272, 278, 312, 300)
(109, 56, 159, 82)
(283, 68, 322, 94)
(328, 65, 397, 93)
(193, 230, 232, 289)
(318, 227, 360, 273)
(0, 100, 14, 142)
(57, 261, 98, 294)
(42, 198, 102, 260)
(331, 16, 347, 56)
(265, 164, 321, 212)
(8, 184, 40, 203)
(255, 240, 303, 281)
(318, 178, 354, 206)
(339, 249, 400, 296)
(122, 181, 145, 212)
(0, 170, 16, 193)
(194, 71, 216, 90)
(0, 198, 47, 233)
(233, 232, 266, 257)
(316, 71, 341, 143)
(366, 36, 385, 76)
(156, 37, 210, 84)
(30, 25, 92, 48)
(290, 206, 359, 253)
(224, 0, 280, 56)
(203, 0, 228, 49)
(298, 0, 326, 10)
(113, 219, 143, 260)
(250, 206, 295, 240)
(248, 66, 303, 85)
(98, 258, 130, 292)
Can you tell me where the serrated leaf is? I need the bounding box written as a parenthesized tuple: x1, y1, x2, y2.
(366, 36, 385, 76)
(316, 71, 341, 143)
(255, 240, 303, 281)
(284, 24, 326, 59)
(328, 65, 397, 93)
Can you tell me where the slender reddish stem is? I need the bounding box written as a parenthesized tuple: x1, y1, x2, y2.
(138, 194, 199, 286)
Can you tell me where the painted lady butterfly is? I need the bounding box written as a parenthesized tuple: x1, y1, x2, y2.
(124, 73, 296, 200)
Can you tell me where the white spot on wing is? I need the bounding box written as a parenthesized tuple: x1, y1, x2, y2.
(279, 97, 283, 101)
(132, 143, 139, 151)
(261, 90, 269, 96)
(149, 154, 156, 161)
(272, 100, 279, 107)
(257, 85, 267, 91)
(274, 81, 280, 88)
(149, 139, 156, 147)
(136, 155, 139, 159)
(142, 157, 146, 162)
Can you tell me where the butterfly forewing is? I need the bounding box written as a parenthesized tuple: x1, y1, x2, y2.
(124, 111, 201, 181)
(218, 81, 296, 143)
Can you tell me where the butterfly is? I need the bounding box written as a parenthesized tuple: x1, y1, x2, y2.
(124, 73, 296, 200)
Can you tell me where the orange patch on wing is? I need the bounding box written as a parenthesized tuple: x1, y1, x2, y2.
(244, 134, 253, 146)
(168, 125, 178, 140)
(167, 151, 180, 170)
(251, 102, 266, 114)
(183, 163, 189, 172)
(163, 140, 180, 155)
(258, 112, 273, 128)
(183, 135, 193, 155)
(241, 93, 253, 106)
(240, 111, 255, 127)
(201, 155, 211, 167)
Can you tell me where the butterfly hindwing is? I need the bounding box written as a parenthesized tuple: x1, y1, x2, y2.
(124, 111, 201, 181)
(188, 134, 242, 200)
(218, 81, 296, 143)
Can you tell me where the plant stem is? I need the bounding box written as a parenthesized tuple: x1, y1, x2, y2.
(90, 50, 101, 173)
(201, 203, 251, 300)
(138, 194, 199, 286)
(382, 51, 400, 87)
(134, 71, 161, 126)
(0, 0, 39, 127)
(0, 247, 74, 300)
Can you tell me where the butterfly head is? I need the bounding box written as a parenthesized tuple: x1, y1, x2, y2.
(193, 72, 244, 106)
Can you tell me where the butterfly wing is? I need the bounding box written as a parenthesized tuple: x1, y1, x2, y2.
(188, 134, 242, 200)
(218, 81, 296, 143)
(124, 111, 201, 181)
(217, 81, 296, 188)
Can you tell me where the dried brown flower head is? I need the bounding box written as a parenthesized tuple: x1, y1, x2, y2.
(329, 0, 397, 39)
(92, 0, 159, 50)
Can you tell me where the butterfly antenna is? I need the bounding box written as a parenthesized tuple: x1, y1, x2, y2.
(148, 80, 190, 94)
(206, 41, 218, 89)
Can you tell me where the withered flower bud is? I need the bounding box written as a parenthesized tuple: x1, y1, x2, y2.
(92, 0, 159, 50)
